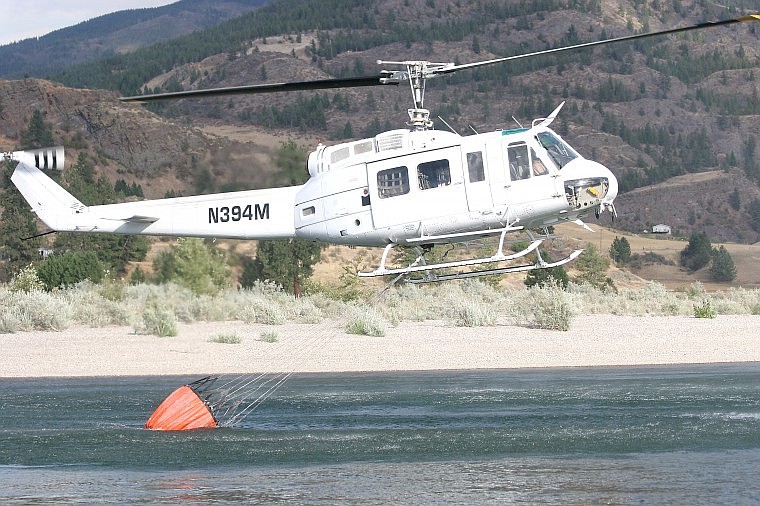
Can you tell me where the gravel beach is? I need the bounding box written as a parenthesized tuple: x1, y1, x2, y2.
(2, 315, 759, 377)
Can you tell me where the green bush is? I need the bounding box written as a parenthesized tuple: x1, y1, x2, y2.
(209, 333, 242, 344)
(138, 299, 178, 336)
(259, 330, 279, 343)
(9, 265, 44, 293)
(694, 300, 717, 319)
(346, 308, 386, 336)
(153, 238, 230, 295)
(37, 251, 103, 290)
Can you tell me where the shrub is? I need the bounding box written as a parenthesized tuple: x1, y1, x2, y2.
(346, 308, 386, 336)
(209, 333, 242, 344)
(259, 331, 279, 343)
(529, 282, 575, 331)
(138, 299, 177, 336)
(450, 298, 496, 327)
(36, 251, 103, 290)
(9, 265, 44, 293)
(153, 238, 230, 295)
(694, 300, 717, 319)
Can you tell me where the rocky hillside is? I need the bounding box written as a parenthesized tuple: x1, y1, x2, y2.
(3, 0, 760, 243)
(0, 79, 279, 197)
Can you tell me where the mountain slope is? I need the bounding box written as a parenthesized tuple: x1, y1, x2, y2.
(0, 0, 271, 79)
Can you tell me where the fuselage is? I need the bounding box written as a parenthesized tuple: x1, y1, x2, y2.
(294, 125, 618, 246)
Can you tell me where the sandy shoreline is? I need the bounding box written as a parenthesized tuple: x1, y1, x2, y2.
(1, 314, 759, 378)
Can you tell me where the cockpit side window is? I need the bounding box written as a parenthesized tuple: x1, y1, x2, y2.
(536, 131, 578, 169)
(507, 142, 531, 181)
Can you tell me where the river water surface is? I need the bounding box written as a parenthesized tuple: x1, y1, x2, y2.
(2, 364, 759, 504)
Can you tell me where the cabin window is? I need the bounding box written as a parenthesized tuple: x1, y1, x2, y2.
(507, 142, 531, 181)
(417, 159, 451, 190)
(302, 206, 315, 216)
(531, 148, 549, 176)
(466, 151, 485, 182)
(354, 140, 374, 155)
(377, 166, 410, 198)
(535, 131, 578, 169)
(330, 146, 350, 164)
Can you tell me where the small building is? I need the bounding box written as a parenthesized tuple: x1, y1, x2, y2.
(652, 224, 671, 234)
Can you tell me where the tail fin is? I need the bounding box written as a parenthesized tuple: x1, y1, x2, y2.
(8, 147, 86, 230)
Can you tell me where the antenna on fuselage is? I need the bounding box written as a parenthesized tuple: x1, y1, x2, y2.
(437, 116, 460, 135)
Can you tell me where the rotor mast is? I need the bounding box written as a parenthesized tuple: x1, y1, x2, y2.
(378, 60, 454, 130)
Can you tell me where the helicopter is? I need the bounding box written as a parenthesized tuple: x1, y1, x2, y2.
(5, 14, 758, 283)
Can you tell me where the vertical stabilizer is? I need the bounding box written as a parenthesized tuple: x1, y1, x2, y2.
(9, 147, 85, 230)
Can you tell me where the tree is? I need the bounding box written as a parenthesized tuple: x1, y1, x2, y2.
(250, 238, 322, 296)
(36, 251, 103, 290)
(246, 141, 324, 295)
(0, 160, 40, 281)
(20, 110, 54, 148)
(573, 243, 614, 290)
(609, 236, 631, 264)
(152, 238, 230, 295)
(524, 252, 569, 289)
(710, 245, 737, 282)
(680, 231, 712, 271)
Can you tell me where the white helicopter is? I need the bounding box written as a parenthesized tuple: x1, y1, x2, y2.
(5, 14, 758, 282)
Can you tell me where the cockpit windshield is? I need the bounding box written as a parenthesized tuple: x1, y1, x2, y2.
(536, 131, 578, 169)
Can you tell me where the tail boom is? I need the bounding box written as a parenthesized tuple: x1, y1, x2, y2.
(9, 149, 298, 240)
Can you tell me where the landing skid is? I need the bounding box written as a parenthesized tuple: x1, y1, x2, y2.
(359, 226, 582, 284)
(405, 249, 583, 284)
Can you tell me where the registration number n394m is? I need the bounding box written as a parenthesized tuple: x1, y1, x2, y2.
(208, 203, 269, 223)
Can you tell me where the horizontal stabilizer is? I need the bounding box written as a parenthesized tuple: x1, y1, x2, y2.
(103, 215, 160, 223)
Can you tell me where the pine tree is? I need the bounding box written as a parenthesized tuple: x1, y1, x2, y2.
(680, 231, 712, 271)
(609, 236, 631, 264)
(710, 246, 737, 282)
(20, 110, 54, 148)
(573, 243, 614, 290)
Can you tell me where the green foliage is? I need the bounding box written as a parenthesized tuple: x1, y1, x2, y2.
(346, 308, 386, 336)
(529, 281, 575, 331)
(609, 236, 631, 264)
(270, 140, 310, 187)
(20, 110, 54, 148)
(573, 243, 614, 290)
(9, 265, 45, 293)
(139, 298, 178, 336)
(52, 153, 148, 273)
(680, 231, 712, 272)
(36, 251, 104, 290)
(748, 198, 760, 234)
(710, 245, 737, 282)
(209, 333, 242, 344)
(259, 330, 279, 343)
(693, 300, 716, 319)
(152, 238, 230, 295)
(250, 239, 323, 296)
(524, 252, 569, 289)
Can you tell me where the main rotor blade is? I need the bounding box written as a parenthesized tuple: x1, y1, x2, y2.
(435, 14, 760, 76)
(120, 74, 396, 102)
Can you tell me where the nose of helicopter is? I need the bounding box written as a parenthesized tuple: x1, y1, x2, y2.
(588, 160, 618, 205)
(561, 158, 618, 217)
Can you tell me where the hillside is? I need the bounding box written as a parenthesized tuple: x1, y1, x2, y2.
(0, 0, 271, 78)
(0, 79, 280, 197)
(2, 0, 760, 290)
(25, 0, 757, 241)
